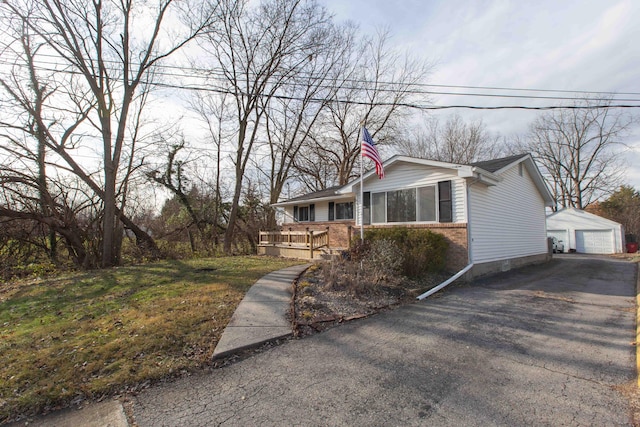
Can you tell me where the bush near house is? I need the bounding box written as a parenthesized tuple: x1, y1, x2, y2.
(311, 228, 449, 313)
(364, 227, 448, 277)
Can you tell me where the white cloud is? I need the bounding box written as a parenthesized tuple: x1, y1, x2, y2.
(323, 0, 640, 189)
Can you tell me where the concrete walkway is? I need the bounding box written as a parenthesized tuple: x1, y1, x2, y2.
(212, 263, 311, 358)
(6, 263, 310, 427)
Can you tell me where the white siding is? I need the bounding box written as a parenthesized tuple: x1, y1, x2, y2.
(469, 164, 548, 263)
(283, 198, 355, 223)
(282, 200, 332, 223)
(314, 201, 329, 222)
(283, 206, 294, 223)
(354, 162, 467, 225)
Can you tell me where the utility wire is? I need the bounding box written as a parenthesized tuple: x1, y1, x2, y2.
(16, 52, 640, 97)
(2, 58, 640, 110)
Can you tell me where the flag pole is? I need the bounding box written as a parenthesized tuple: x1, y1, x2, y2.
(359, 126, 364, 242)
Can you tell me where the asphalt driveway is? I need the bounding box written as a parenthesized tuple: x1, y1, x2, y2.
(132, 255, 637, 426)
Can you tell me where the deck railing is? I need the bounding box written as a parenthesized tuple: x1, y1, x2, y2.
(259, 229, 329, 259)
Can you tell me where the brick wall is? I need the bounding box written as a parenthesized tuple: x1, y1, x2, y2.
(281, 221, 469, 272)
(363, 223, 469, 273)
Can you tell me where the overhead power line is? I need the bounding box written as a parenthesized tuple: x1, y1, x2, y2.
(148, 81, 640, 111)
(2, 57, 640, 110)
(17, 52, 640, 97)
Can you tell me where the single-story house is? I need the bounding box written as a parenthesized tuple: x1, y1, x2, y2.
(259, 153, 555, 279)
(546, 208, 625, 254)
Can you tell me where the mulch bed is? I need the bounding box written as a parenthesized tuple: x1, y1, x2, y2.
(290, 264, 449, 336)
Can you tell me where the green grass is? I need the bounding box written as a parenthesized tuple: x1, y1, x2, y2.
(0, 256, 303, 422)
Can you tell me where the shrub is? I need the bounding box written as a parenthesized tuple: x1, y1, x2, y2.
(363, 227, 448, 277)
(321, 239, 405, 297)
(364, 239, 404, 280)
(320, 227, 448, 296)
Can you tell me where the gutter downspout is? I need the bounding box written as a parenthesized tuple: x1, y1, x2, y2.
(417, 177, 478, 300)
(417, 263, 474, 300)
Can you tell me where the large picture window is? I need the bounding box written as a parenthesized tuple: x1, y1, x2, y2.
(367, 181, 452, 224)
(387, 189, 416, 222)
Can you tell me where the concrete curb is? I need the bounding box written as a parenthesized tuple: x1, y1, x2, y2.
(6, 400, 129, 427)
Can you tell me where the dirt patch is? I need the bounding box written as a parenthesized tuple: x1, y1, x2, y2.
(291, 264, 449, 336)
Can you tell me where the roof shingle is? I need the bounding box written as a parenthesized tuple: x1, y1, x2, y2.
(470, 154, 528, 173)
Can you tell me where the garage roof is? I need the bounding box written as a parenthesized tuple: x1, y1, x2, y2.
(547, 207, 623, 229)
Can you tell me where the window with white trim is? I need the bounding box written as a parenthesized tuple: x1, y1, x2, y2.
(364, 181, 452, 224)
(372, 192, 386, 223)
(293, 204, 314, 222)
(418, 186, 436, 221)
(329, 201, 353, 221)
(387, 189, 416, 222)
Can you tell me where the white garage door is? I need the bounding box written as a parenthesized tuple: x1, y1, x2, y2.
(575, 229, 614, 254)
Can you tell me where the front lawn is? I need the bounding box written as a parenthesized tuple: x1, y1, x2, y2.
(0, 256, 302, 423)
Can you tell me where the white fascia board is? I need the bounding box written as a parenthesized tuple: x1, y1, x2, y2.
(469, 167, 501, 186)
(456, 166, 475, 178)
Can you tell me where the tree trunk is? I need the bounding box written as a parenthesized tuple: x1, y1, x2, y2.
(224, 168, 244, 254)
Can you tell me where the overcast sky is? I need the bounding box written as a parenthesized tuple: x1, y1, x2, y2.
(323, 0, 640, 188)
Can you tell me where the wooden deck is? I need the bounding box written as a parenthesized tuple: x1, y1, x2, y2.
(258, 229, 344, 260)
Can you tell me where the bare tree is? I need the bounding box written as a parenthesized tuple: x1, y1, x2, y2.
(187, 92, 230, 247)
(200, 0, 335, 253)
(395, 114, 505, 163)
(256, 20, 354, 226)
(294, 29, 432, 189)
(0, 0, 216, 266)
(0, 10, 94, 266)
(147, 139, 202, 252)
(524, 98, 634, 209)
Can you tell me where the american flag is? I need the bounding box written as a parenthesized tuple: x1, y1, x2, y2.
(361, 127, 385, 179)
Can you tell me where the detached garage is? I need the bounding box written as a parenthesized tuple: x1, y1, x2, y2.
(546, 208, 625, 254)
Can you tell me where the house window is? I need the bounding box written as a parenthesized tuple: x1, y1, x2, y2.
(387, 189, 416, 222)
(293, 204, 314, 222)
(418, 186, 436, 221)
(335, 202, 353, 220)
(363, 192, 371, 225)
(372, 192, 386, 223)
(328, 201, 353, 221)
(369, 181, 451, 224)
